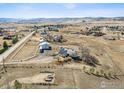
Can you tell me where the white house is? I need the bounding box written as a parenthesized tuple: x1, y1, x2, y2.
(39, 41, 52, 53)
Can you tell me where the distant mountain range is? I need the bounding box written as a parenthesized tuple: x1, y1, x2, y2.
(0, 17, 124, 23)
(0, 18, 83, 23)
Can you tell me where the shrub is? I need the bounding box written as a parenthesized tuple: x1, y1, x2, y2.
(121, 32, 124, 35)
(96, 71, 100, 76)
(14, 80, 22, 89)
(12, 36, 18, 44)
(0, 48, 6, 54)
(90, 68, 95, 73)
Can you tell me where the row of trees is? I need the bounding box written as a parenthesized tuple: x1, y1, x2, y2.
(83, 66, 116, 79)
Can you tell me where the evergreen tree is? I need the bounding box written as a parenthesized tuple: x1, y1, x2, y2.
(3, 41, 8, 49)
(14, 80, 22, 89)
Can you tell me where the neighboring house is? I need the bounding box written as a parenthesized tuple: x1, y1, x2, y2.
(2, 27, 16, 32)
(40, 31, 47, 36)
(39, 41, 52, 53)
(3, 31, 16, 39)
(38, 27, 49, 31)
(53, 35, 63, 42)
(44, 34, 64, 42)
(48, 26, 59, 31)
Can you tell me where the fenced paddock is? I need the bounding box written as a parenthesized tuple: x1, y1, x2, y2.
(0, 31, 35, 63)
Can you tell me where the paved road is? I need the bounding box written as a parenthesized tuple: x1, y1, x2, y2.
(0, 31, 35, 63)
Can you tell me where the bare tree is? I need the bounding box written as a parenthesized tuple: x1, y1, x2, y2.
(79, 45, 90, 61)
(79, 45, 100, 67)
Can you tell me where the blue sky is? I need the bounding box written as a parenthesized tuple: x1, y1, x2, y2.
(0, 3, 124, 18)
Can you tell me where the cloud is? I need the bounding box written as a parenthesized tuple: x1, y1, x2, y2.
(64, 3, 77, 9)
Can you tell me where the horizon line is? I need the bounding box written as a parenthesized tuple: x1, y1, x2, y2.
(0, 17, 124, 19)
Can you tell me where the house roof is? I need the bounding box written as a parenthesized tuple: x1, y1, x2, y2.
(59, 47, 77, 57)
(39, 41, 50, 46)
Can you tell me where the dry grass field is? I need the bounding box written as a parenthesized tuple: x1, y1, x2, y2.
(49, 30, 124, 75)
(1, 21, 124, 89)
(11, 34, 40, 61)
(1, 63, 124, 89)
